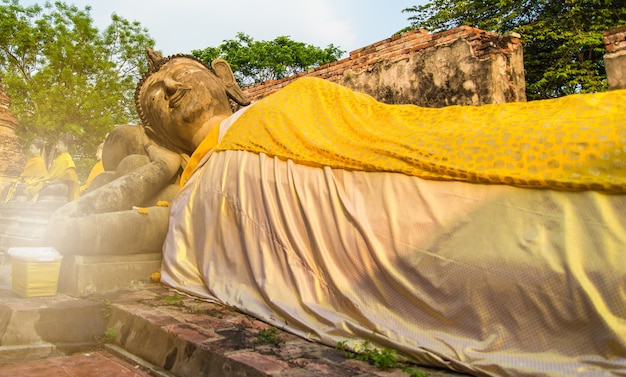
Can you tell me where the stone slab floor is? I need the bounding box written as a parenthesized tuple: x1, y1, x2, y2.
(0, 350, 152, 377)
(0, 281, 469, 377)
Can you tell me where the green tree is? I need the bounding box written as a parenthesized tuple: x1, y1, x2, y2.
(192, 32, 344, 86)
(403, 0, 626, 100)
(0, 0, 154, 178)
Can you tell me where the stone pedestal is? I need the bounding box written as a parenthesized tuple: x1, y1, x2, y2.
(0, 289, 106, 365)
(58, 253, 162, 297)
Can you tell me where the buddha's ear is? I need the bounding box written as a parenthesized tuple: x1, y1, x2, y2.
(211, 59, 251, 106)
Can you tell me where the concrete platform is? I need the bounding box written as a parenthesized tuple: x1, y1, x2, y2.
(58, 253, 162, 297)
(0, 283, 469, 377)
(1, 251, 162, 297)
(0, 287, 106, 364)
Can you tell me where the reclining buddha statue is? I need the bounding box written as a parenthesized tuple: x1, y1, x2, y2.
(46, 48, 626, 377)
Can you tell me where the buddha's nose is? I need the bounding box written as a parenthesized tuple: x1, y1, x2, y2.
(163, 77, 182, 99)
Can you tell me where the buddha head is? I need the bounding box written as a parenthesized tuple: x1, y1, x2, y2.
(135, 48, 250, 155)
(56, 132, 74, 153)
(29, 137, 45, 155)
(96, 142, 104, 161)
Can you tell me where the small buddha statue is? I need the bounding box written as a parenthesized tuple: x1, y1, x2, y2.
(80, 142, 105, 193)
(3, 137, 48, 202)
(24, 133, 79, 202)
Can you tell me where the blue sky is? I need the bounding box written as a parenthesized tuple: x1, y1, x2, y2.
(20, 0, 428, 57)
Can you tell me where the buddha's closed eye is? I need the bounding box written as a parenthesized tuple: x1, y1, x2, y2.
(163, 77, 191, 108)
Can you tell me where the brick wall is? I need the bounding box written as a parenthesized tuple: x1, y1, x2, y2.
(0, 81, 24, 192)
(604, 26, 626, 90)
(604, 25, 626, 53)
(242, 26, 525, 107)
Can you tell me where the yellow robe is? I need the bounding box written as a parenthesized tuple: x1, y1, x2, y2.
(26, 152, 80, 201)
(185, 77, 626, 193)
(80, 160, 105, 192)
(3, 154, 49, 202)
(20, 154, 48, 182)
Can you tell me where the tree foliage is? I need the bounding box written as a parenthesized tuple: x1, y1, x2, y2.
(192, 32, 344, 87)
(403, 0, 626, 100)
(0, 0, 154, 176)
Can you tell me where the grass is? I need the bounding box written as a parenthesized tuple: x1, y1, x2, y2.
(336, 340, 398, 369)
(95, 326, 117, 345)
(104, 326, 117, 343)
(187, 304, 205, 314)
(101, 299, 112, 320)
(162, 294, 184, 306)
(255, 327, 283, 347)
(336, 340, 429, 376)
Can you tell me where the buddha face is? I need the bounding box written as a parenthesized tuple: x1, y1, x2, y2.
(56, 140, 67, 153)
(139, 57, 232, 154)
(29, 144, 40, 155)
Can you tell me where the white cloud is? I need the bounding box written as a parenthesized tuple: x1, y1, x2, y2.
(19, 0, 423, 56)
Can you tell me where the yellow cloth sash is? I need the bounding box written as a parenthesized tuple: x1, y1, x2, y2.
(3, 154, 48, 202)
(20, 154, 48, 181)
(80, 160, 105, 192)
(185, 77, 626, 193)
(25, 152, 80, 201)
(181, 123, 220, 186)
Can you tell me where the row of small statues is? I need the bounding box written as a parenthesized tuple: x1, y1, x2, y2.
(3, 134, 104, 204)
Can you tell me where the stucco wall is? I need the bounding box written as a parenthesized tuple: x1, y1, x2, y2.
(242, 26, 526, 107)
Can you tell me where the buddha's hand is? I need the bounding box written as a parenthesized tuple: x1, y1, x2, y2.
(145, 142, 182, 177)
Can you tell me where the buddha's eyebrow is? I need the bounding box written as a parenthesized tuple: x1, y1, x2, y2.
(142, 81, 165, 103)
(171, 66, 202, 80)
(170, 68, 187, 79)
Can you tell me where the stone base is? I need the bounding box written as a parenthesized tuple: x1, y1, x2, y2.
(0, 290, 106, 365)
(58, 253, 162, 297)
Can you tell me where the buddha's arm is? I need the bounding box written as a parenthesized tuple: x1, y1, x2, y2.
(44, 144, 182, 255)
(53, 158, 178, 216)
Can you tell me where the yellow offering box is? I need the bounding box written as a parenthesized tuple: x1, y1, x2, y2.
(8, 247, 63, 297)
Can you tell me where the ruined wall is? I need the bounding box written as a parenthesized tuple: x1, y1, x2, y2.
(0, 79, 24, 192)
(604, 26, 626, 90)
(242, 26, 526, 107)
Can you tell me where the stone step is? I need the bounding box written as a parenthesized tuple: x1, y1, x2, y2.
(0, 284, 464, 377)
(0, 291, 106, 365)
(0, 199, 60, 254)
(0, 234, 46, 255)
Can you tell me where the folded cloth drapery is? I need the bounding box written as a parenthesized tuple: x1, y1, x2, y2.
(184, 77, 626, 192)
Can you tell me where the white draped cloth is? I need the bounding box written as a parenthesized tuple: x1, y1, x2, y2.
(161, 149, 626, 377)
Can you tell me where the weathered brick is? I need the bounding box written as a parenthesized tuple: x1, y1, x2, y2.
(227, 351, 291, 374)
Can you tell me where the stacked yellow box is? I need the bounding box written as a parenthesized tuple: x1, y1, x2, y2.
(8, 247, 63, 297)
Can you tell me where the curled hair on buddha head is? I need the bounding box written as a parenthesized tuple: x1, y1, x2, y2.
(134, 48, 214, 153)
